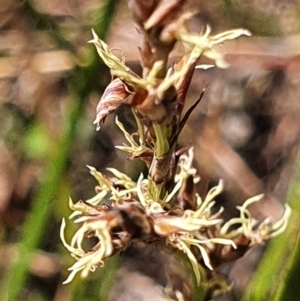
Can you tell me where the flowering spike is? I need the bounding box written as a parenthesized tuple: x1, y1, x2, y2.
(61, 16, 289, 294)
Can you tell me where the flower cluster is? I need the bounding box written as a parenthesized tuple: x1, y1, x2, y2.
(61, 1, 291, 297)
(61, 128, 290, 284)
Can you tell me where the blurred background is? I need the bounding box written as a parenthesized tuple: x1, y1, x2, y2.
(1, 0, 300, 300)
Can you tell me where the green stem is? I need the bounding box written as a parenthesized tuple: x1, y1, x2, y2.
(152, 123, 170, 157)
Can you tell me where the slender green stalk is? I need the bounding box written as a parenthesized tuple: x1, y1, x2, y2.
(4, 1, 119, 300)
(152, 124, 170, 157)
(274, 220, 300, 301)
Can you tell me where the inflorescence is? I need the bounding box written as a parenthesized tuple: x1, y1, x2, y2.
(61, 3, 291, 292)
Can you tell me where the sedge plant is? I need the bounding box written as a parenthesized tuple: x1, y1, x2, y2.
(60, 1, 291, 300)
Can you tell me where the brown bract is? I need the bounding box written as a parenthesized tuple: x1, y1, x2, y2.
(94, 78, 134, 130)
